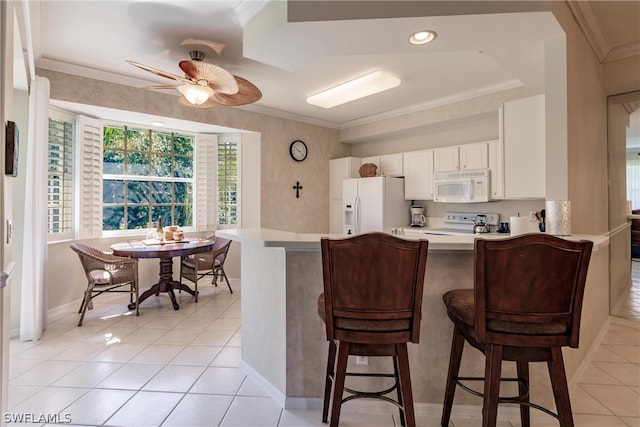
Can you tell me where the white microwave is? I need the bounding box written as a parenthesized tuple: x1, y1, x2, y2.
(433, 169, 491, 203)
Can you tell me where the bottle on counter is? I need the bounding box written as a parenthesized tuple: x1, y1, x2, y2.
(156, 216, 164, 241)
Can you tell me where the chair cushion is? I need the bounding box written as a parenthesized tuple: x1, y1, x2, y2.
(443, 289, 568, 336)
(89, 270, 112, 285)
(317, 293, 411, 332)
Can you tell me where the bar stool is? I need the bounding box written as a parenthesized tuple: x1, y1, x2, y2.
(441, 233, 593, 427)
(317, 232, 429, 427)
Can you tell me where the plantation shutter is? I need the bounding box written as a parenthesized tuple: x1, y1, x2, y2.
(77, 115, 103, 239)
(195, 134, 218, 232)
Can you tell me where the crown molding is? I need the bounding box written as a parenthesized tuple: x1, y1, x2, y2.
(605, 40, 640, 64)
(567, 1, 610, 63)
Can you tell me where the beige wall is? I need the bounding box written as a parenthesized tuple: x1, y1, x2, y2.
(37, 69, 342, 234)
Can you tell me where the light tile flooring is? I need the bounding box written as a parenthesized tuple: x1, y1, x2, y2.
(7, 282, 640, 426)
(612, 260, 640, 322)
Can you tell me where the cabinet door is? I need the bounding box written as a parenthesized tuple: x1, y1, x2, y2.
(403, 150, 434, 200)
(460, 142, 488, 170)
(503, 94, 545, 198)
(360, 156, 380, 176)
(380, 154, 403, 176)
(434, 146, 459, 172)
(330, 157, 360, 199)
(488, 140, 504, 199)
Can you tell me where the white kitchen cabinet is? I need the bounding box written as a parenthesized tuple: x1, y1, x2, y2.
(488, 139, 504, 199)
(434, 146, 459, 173)
(403, 149, 434, 200)
(380, 153, 404, 176)
(460, 142, 488, 170)
(360, 156, 380, 176)
(502, 94, 545, 198)
(329, 157, 361, 233)
(434, 143, 488, 173)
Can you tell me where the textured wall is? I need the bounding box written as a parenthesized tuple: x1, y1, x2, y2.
(37, 69, 342, 234)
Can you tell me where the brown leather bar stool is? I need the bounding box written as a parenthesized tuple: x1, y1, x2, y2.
(317, 232, 429, 427)
(440, 233, 593, 427)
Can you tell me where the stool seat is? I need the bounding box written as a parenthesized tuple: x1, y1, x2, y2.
(444, 289, 569, 338)
(440, 234, 593, 427)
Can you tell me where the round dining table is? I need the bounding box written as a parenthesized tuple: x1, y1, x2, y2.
(111, 237, 216, 310)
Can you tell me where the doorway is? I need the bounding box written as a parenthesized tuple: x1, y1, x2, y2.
(608, 90, 640, 322)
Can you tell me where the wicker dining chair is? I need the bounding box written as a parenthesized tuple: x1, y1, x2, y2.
(70, 242, 139, 326)
(179, 237, 233, 302)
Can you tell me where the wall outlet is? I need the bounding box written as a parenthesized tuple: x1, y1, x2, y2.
(529, 211, 538, 221)
(356, 356, 368, 365)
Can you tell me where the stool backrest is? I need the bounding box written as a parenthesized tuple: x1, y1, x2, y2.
(321, 232, 429, 344)
(474, 234, 593, 348)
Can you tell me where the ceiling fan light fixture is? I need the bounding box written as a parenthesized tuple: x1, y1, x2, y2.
(178, 84, 214, 105)
(306, 70, 401, 109)
(409, 30, 437, 45)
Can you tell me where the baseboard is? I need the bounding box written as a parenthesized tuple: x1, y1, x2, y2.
(568, 316, 611, 392)
(47, 298, 83, 323)
(239, 359, 288, 408)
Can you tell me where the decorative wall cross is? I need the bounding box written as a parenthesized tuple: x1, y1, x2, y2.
(293, 181, 303, 198)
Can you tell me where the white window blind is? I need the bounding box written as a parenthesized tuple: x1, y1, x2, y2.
(47, 116, 74, 239)
(77, 115, 104, 239)
(195, 134, 218, 231)
(217, 134, 240, 227)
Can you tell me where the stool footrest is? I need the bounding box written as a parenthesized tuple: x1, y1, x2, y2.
(454, 376, 559, 420)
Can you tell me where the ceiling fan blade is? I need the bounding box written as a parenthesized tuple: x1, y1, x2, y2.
(143, 85, 181, 90)
(179, 60, 239, 95)
(208, 76, 262, 106)
(126, 60, 194, 85)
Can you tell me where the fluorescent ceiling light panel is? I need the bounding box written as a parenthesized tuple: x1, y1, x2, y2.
(306, 70, 401, 109)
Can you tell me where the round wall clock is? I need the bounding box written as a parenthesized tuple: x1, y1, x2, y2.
(289, 140, 308, 162)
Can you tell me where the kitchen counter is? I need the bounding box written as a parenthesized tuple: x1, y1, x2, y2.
(216, 228, 610, 412)
(217, 227, 609, 252)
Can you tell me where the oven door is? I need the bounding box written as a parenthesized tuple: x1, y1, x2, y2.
(433, 178, 472, 203)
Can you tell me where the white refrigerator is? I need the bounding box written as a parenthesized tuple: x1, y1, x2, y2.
(343, 176, 409, 235)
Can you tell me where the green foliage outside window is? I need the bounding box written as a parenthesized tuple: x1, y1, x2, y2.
(102, 125, 194, 230)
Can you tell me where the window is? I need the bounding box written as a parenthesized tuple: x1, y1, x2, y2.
(47, 113, 74, 240)
(102, 125, 194, 230)
(218, 137, 239, 226)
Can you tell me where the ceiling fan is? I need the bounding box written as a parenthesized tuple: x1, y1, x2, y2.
(127, 50, 262, 108)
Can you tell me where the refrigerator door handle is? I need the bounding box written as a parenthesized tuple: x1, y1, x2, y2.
(355, 197, 360, 234)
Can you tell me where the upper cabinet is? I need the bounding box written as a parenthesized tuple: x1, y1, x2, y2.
(360, 154, 403, 177)
(502, 94, 545, 199)
(488, 139, 504, 199)
(380, 154, 403, 177)
(330, 157, 360, 200)
(403, 149, 434, 200)
(434, 142, 488, 173)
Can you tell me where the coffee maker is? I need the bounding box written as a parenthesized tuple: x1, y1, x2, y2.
(410, 205, 426, 227)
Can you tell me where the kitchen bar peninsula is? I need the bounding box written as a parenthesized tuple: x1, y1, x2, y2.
(216, 228, 609, 412)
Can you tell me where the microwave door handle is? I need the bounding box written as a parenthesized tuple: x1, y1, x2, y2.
(467, 179, 474, 202)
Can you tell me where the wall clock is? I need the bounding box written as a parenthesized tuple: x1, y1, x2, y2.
(289, 140, 308, 162)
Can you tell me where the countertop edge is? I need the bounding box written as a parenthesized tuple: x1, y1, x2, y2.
(216, 228, 609, 252)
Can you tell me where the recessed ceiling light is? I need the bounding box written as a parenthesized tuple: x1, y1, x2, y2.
(151, 121, 164, 127)
(409, 30, 437, 45)
(306, 70, 401, 109)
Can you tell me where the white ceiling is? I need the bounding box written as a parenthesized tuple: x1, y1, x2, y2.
(20, 1, 640, 132)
